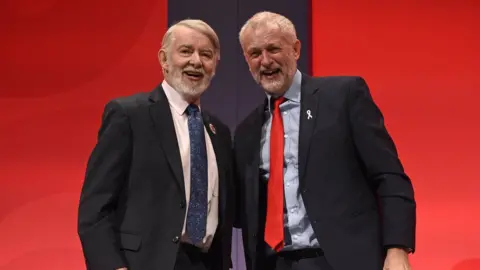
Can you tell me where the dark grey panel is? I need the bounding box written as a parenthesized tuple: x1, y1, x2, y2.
(168, 1, 310, 269)
(168, 0, 240, 132)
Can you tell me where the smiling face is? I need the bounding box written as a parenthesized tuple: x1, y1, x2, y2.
(159, 25, 218, 103)
(241, 25, 300, 96)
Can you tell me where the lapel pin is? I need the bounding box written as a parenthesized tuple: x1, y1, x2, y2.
(209, 123, 216, 135)
(306, 110, 313, 120)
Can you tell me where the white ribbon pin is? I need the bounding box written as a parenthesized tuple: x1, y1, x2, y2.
(306, 110, 312, 120)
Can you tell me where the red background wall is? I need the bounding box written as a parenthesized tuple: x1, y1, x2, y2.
(0, 0, 167, 269)
(312, 1, 479, 270)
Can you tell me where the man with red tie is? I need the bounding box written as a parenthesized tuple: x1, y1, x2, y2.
(233, 11, 416, 270)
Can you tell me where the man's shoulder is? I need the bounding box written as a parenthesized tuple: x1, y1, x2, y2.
(102, 84, 163, 115)
(108, 91, 152, 110)
(302, 74, 370, 101)
(307, 74, 366, 89)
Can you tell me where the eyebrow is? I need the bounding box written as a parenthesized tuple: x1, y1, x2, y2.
(247, 43, 279, 53)
(178, 45, 214, 54)
(178, 45, 193, 50)
(247, 46, 261, 53)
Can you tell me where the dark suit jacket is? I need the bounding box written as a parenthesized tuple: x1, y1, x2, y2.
(77, 84, 234, 270)
(233, 74, 416, 270)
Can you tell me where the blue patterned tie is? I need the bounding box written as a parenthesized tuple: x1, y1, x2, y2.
(186, 104, 208, 244)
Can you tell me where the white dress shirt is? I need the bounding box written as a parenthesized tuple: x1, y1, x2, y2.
(162, 80, 219, 252)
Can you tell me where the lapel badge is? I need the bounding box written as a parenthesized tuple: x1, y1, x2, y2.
(306, 109, 313, 120)
(209, 123, 216, 135)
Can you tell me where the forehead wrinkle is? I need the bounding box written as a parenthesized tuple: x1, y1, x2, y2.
(172, 26, 214, 46)
(173, 40, 215, 54)
(246, 36, 285, 52)
(250, 26, 290, 43)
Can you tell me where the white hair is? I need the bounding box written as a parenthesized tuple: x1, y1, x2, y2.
(161, 19, 220, 59)
(239, 11, 297, 48)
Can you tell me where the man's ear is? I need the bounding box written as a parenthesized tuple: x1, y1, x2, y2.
(158, 49, 168, 71)
(243, 52, 250, 65)
(293, 39, 301, 60)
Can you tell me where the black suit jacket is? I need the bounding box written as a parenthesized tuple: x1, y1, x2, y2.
(78, 84, 234, 270)
(233, 74, 416, 270)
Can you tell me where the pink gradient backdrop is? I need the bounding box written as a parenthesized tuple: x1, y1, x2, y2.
(311, 1, 480, 270)
(0, 0, 167, 268)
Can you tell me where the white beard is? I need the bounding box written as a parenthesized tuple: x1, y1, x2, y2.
(252, 61, 296, 94)
(167, 61, 213, 101)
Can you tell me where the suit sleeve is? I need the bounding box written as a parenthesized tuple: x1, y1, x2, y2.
(77, 100, 132, 269)
(347, 77, 416, 252)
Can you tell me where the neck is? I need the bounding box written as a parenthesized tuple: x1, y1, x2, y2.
(164, 77, 201, 105)
(184, 95, 200, 105)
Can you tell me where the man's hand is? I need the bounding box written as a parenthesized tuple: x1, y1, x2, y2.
(383, 248, 411, 270)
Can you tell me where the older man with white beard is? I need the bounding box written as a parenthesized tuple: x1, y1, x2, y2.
(78, 19, 235, 270)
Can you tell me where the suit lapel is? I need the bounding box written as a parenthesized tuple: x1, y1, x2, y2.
(148, 86, 185, 193)
(298, 74, 320, 183)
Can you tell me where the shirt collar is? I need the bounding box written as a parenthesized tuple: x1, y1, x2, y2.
(162, 80, 201, 115)
(266, 69, 302, 111)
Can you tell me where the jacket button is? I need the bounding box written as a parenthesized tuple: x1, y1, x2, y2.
(252, 233, 257, 237)
(172, 236, 179, 243)
(180, 201, 186, 208)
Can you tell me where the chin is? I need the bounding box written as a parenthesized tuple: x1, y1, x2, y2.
(261, 81, 285, 94)
(182, 86, 208, 100)
(183, 92, 202, 102)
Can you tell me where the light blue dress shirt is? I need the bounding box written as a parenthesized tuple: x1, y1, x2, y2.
(260, 70, 320, 250)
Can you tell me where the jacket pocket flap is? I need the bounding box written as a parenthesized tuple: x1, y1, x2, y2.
(119, 232, 142, 251)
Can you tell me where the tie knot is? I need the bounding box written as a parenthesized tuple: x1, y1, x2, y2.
(186, 104, 200, 115)
(272, 96, 285, 109)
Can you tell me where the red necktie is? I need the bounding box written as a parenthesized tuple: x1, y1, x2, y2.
(265, 96, 285, 252)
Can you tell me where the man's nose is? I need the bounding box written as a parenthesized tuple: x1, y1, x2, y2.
(189, 52, 202, 68)
(260, 51, 273, 66)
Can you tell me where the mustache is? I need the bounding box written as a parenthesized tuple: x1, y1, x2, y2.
(183, 68, 205, 74)
(259, 67, 280, 72)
